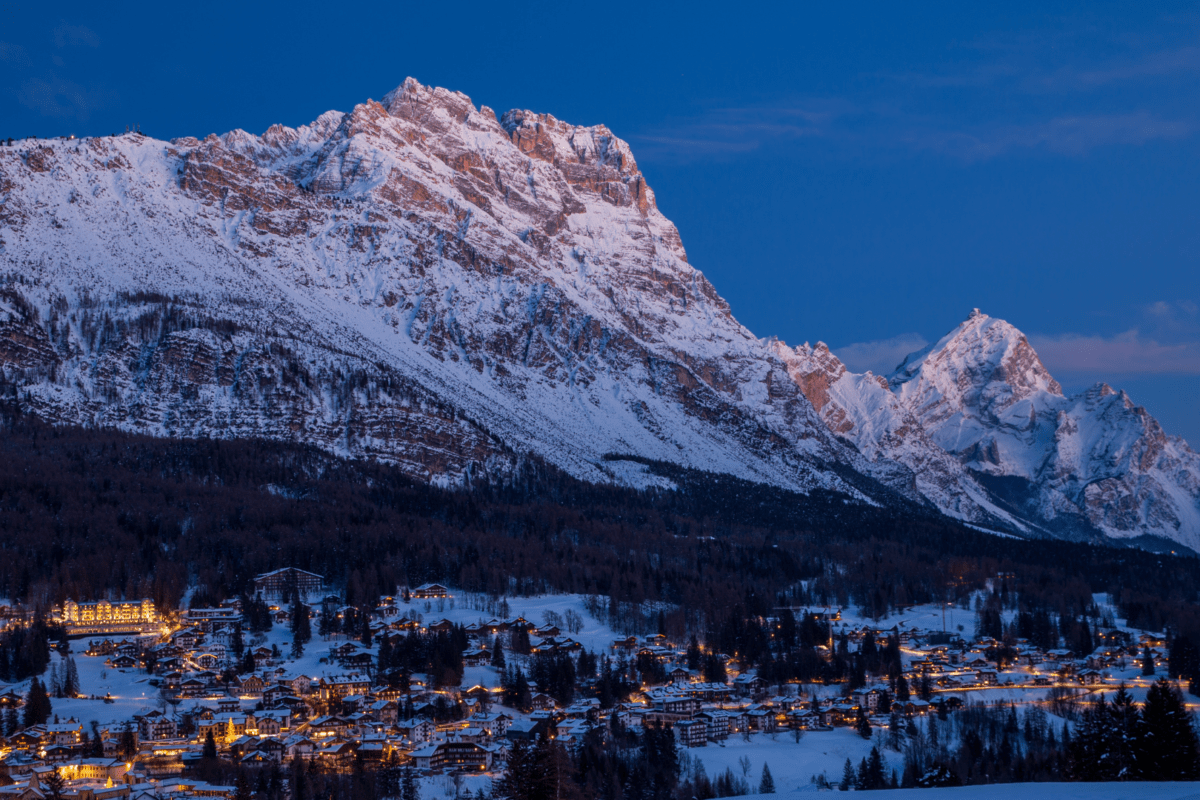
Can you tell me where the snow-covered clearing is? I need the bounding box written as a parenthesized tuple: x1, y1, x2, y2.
(846, 783, 1200, 799)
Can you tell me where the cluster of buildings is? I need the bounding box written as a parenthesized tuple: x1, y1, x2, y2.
(0, 579, 1176, 798)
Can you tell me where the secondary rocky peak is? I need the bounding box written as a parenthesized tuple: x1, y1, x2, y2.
(381, 77, 476, 129)
(892, 310, 1063, 401)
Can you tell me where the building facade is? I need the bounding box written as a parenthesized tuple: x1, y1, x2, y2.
(253, 568, 325, 599)
(56, 599, 158, 634)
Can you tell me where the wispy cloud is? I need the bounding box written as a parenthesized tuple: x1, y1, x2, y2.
(908, 111, 1195, 161)
(1035, 45, 1200, 90)
(52, 24, 100, 49)
(833, 333, 929, 376)
(637, 22, 1200, 165)
(633, 102, 854, 161)
(1031, 301, 1200, 376)
(1030, 331, 1200, 376)
(0, 41, 31, 69)
(17, 76, 110, 120)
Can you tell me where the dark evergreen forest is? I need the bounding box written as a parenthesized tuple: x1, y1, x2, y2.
(0, 408, 1198, 646)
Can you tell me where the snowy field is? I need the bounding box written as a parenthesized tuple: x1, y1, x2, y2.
(686, 729, 878, 792)
(840, 784, 1200, 799)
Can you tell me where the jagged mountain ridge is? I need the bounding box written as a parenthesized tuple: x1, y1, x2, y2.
(0, 77, 901, 499)
(0, 78, 1196, 550)
(790, 310, 1200, 551)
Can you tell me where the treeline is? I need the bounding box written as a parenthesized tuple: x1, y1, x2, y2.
(0, 618, 59, 683)
(3, 411, 1200, 645)
(891, 679, 1199, 787)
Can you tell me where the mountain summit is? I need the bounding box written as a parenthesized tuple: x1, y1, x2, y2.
(0, 80, 1197, 551)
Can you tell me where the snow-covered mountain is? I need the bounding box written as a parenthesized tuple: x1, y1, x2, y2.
(788, 310, 1200, 551)
(889, 310, 1200, 550)
(1, 78, 1196, 550)
(0, 78, 889, 497)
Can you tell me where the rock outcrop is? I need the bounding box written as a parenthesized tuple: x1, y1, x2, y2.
(1, 79, 1197, 550)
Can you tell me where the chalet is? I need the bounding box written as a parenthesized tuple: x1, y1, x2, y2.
(820, 703, 859, 727)
(411, 584, 451, 600)
(852, 688, 884, 712)
(330, 642, 363, 661)
(409, 741, 492, 772)
(746, 709, 777, 733)
(506, 718, 552, 742)
(342, 652, 375, 671)
(240, 675, 266, 696)
(470, 712, 512, 738)
(462, 649, 491, 667)
(136, 712, 177, 741)
(675, 719, 707, 748)
(252, 646, 276, 668)
(696, 710, 731, 740)
(669, 667, 692, 684)
(319, 676, 371, 701)
(254, 568, 325, 599)
(733, 674, 767, 700)
(307, 716, 350, 739)
(43, 721, 83, 746)
(975, 669, 999, 686)
(395, 718, 436, 744)
(255, 715, 284, 737)
(660, 696, 699, 718)
(531, 693, 556, 712)
(284, 736, 316, 759)
(316, 739, 360, 768)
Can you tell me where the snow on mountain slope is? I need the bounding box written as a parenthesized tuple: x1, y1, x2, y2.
(0, 78, 879, 497)
(1, 79, 1195, 550)
(888, 310, 1200, 550)
(778, 340, 1032, 531)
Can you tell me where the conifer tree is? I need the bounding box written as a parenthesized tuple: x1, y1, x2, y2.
(401, 762, 420, 800)
(492, 639, 506, 669)
(1142, 647, 1156, 676)
(64, 658, 79, 698)
(863, 747, 887, 790)
(234, 771, 253, 800)
(42, 769, 65, 800)
(203, 730, 218, 760)
(1138, 677, 1200, 780)
(759, 763, 775, 794)
(23, 677, 50, 727)
(290, 589, 311, 658)
(856, 707, 871, 739)
(839, 758, 854, 791)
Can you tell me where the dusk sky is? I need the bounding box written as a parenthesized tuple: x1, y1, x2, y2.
(4, 1, 1198, 442)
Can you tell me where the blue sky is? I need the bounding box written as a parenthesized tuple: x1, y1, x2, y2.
(3, 2, 1198, 442)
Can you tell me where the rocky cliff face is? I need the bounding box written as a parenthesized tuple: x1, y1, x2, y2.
(0, 78, 881, 495)
(1, 79, 1196, 550)
(889, 311, 1200, 550)
(786, 310, 1200, 551)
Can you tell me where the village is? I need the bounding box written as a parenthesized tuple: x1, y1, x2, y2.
(0, 569, 1185, 799)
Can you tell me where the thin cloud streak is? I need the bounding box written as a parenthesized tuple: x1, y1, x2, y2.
(1030, 331, 1200, 376)
(908, 111, 1195, 161)
(833, 333, 930, 376)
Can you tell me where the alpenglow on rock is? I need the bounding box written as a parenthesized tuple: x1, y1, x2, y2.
(0, 78, 880, 497)
(788, 311, 1200, 552)
(1, 79, 1197, 551)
